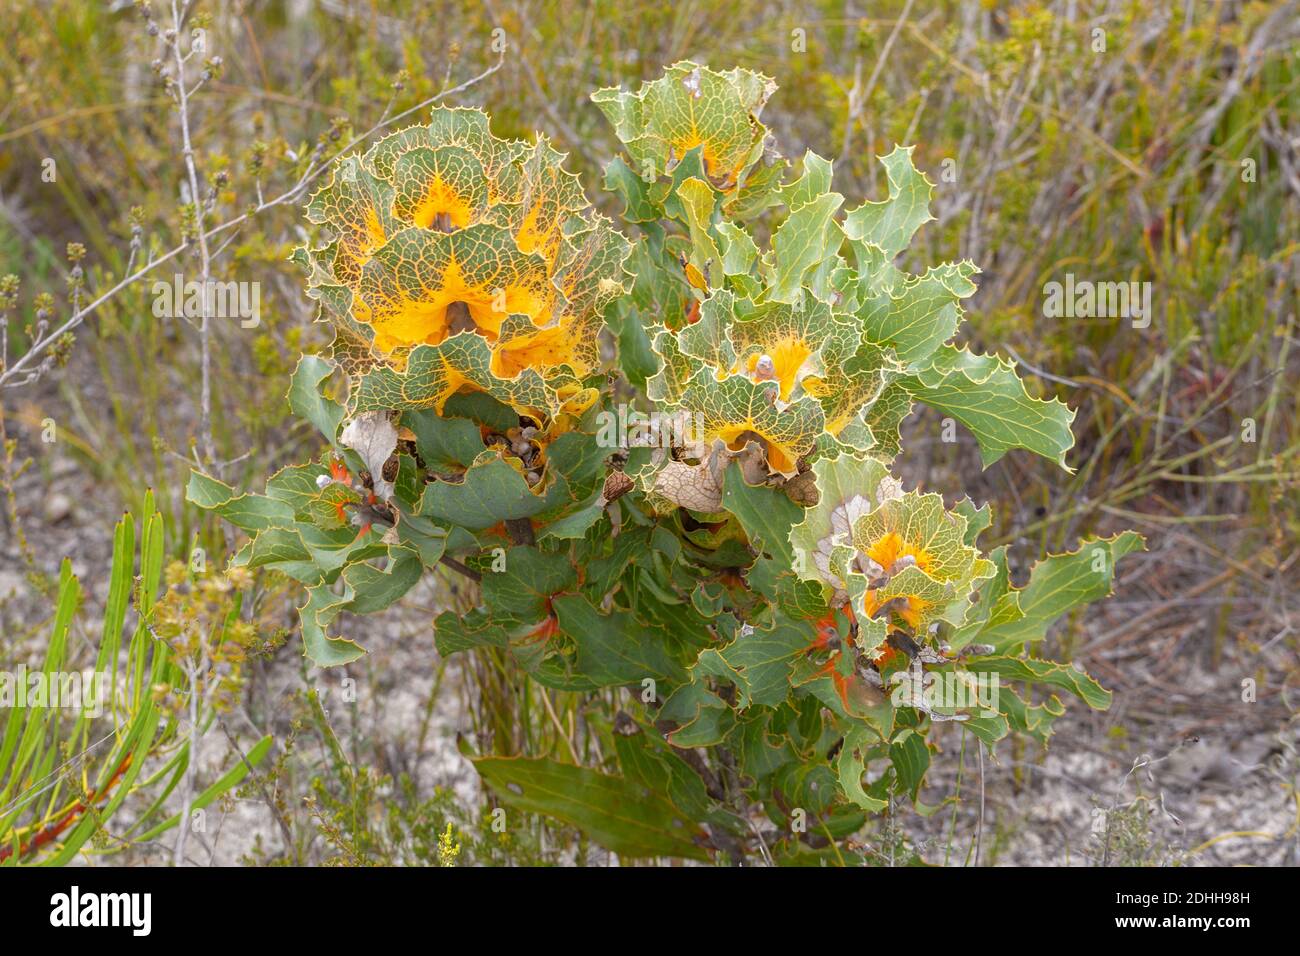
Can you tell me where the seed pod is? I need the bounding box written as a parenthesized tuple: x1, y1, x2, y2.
(602, 470, 633, 503)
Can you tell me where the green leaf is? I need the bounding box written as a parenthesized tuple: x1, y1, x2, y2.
(951, 545, 1021, 648)
(581, 525, 651, 597)
(999, 688, 1065, 744)
(693, 618, 812, 709)
(541, 492, 605, 540)
(859, 261, 978, 368)
(721, 461, 802, 566)
(265, 461, 359, 529)
(978, 656, 1112, 710)
(434, 608, 508, 655)
(977, 531, 1146, 652)
(602, 155, 659, 222)
(716, 221, 759, 275)
(341, 547, 424, 614)
(837, 726, 889, 812)
(953, 497, 992, 547)
(431, 608, 501, 655)
(770, 179, 843, 304)
(612, 725, 718, 824)
(481, 546, 576, 626)
(472, 756, 710, 860)
(419, 456, 549, 530)
(889, 729, 930, 798)
(298, 583, 368, 666)
(241, 526, 313, 570)
(404, 408, 485, 471)
(842, 145, 935, 260)
(186, 471, 295, 532)
(607, 297, 660, 391)
(297, 544, 423, 665)
(903, 345, 1077, 470)
(658, 682, 736, 747)
(552, 594, 687, 686)
(288, 354, 346, 445)
(962, 713, 1010, 746)
(675, 176, 724, 282)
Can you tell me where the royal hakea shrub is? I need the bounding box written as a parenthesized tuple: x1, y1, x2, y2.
(190, 64, 1142, 862)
